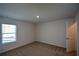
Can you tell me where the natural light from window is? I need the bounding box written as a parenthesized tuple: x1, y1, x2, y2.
(2, 24, 16, 44)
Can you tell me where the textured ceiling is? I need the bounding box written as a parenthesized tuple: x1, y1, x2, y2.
(0, 3, 79, 23)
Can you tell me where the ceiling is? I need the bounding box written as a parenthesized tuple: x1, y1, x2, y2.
(0, 3, 79, 23)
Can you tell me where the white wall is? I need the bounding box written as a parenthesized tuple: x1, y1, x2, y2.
(36, 19, 68, 48)
(36, 19, 74, 48)
(0, 17, 35, 53)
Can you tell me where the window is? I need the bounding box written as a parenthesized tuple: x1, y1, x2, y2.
(2, 24, 16, 44)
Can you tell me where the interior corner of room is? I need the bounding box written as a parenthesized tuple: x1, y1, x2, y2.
(0, 3, 79, 56)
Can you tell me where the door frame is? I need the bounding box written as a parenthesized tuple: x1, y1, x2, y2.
(66, 19, 77, 53)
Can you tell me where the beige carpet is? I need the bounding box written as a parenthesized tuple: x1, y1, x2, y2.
(0, 42, 76, 56)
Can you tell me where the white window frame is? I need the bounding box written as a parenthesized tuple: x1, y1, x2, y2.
(2, 24, 16, 44)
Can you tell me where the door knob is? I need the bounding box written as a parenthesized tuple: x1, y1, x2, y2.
(66, 38, 70, 40)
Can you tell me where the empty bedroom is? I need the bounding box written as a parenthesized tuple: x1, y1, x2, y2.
(0, 3, 79, 56)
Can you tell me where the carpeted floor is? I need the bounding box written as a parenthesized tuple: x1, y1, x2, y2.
(0, 42, 76, 56)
